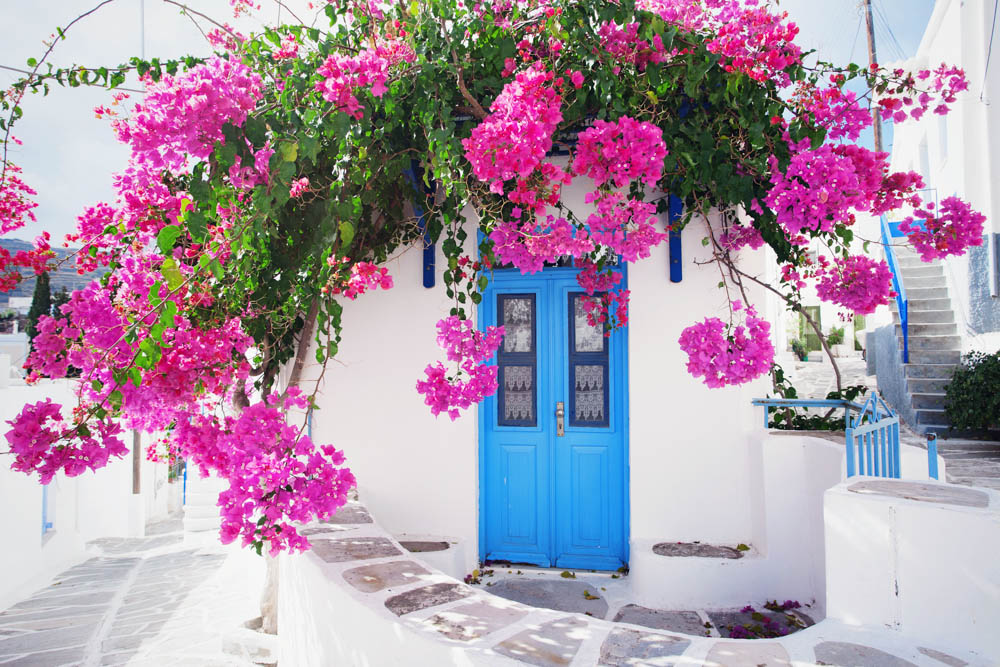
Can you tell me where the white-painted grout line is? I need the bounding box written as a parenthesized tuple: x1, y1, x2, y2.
(80, 555, 144, 667)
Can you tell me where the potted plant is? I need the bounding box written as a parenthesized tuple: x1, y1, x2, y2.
(790, 338, 808, 361)
(827, 327, 847, 357)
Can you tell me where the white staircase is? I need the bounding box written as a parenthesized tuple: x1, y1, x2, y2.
(183, 470, 226, 534)
(890, 247, 961, 436)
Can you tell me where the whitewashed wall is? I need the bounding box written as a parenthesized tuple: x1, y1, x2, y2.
(307, 180, 773, 576)
(889, 0, 1000, 352)
(0, 377, 166, 610)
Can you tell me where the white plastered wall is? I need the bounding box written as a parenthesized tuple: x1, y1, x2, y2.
(307, 180, 773, 575)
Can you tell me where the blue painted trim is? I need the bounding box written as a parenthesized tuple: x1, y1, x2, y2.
(881, 216, 909, 363)
(41, 484, 52, 535)
(405, 163, 436, 289)
(927, 434, 939, 480)
(668, 195, 683, 283)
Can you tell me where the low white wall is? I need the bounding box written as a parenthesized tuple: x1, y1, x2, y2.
(825, 478, 1000, 659)
(0, 380, 161, 610)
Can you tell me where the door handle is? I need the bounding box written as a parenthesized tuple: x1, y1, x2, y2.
(556, 401, 565, 437)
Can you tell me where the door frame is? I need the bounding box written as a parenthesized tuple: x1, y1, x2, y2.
(477, 264, 630, 568)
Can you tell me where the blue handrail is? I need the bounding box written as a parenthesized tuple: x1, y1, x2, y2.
(753, 392, 904, 479)
(880, 216, 909, 364)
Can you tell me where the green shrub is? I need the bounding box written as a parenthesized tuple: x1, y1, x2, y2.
(790, 339, 808, 361)
(945, 351, 1000, 430)
(826, 326, 845, 346)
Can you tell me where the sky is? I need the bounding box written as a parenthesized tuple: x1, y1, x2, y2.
(0, 0, 937, 242)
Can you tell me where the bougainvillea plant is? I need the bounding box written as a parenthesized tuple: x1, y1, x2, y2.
(0, 0, 985, 554)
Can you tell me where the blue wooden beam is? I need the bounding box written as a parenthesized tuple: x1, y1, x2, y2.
(668, 195, 683, 283)
(405, 163, 436, 289)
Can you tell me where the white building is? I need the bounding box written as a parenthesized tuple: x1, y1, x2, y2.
(867, 0, 1000, 433)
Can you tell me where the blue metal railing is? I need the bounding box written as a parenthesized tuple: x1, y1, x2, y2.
(881, 215, 910, 364)
(752, 391, 903, 479)
(845, 392, 901, 478)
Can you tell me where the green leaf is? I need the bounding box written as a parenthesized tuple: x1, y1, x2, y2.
(160, 258, 184, 290)
(186, 210, 207, 242)
(156, 225, 183, 255)
(159, 300, 178, 328)
(339, 220, 355, 248)
(26, 57, 37, 68)
(209, 258, 224, 280)
(279, 141, 298, 162)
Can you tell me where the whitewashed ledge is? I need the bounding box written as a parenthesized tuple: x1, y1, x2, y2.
(278, 485, 995, 666)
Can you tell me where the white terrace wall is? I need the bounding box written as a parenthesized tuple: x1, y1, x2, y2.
(0, 377, 167, 610)
(306, 180, 772, 577)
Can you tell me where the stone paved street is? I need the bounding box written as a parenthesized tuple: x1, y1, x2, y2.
(0, 517, 266, 666)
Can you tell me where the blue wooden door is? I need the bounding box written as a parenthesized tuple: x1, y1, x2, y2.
(480, 268, 628, 570)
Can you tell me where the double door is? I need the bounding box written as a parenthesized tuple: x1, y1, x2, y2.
(480, 269, 627, 570)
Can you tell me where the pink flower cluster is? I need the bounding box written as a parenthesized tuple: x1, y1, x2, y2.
(813, 254, 894, 315)
(0, 159, 37, 235)
(766, 141, 888, 238)
(572, 117, 667, 189)
(6, 399, 128, 484)
(719, 222, 765, 251)
(584, 192, 666, 262)
(791, 78, 871, 141)
(597, 21, 668, 71)
(462, 65, 563, 194)
(172, 389, 355, 555)
(877, 63, 969, 123)
(315, 40, 415, 119)
(324, 257, 394, 299)
(416, 317, 504, 420)
(113, 57, 263, 173)
(582, 290, 630, 332)
(678, 301, 774, 388)
(706, 3, 801, 85)
(273, 34, 299, 60)
(900, 196, 986, 261)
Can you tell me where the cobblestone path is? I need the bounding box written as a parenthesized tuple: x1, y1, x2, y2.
(0, 520, 265, 666)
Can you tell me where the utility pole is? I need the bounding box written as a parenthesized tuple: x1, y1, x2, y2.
(864, 0, 885, 152)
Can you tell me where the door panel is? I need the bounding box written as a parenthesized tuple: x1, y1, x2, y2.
(481, 270, 627, 570)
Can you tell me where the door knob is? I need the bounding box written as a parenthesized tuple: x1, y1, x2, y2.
(556, 401, 565, 437)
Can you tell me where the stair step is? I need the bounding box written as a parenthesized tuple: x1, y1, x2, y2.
(183, 517, 220, 533)
(908, 349, 961, 364)
(905, 363, 958, 379)
(916, 408, 950, 425)
(896, 256, 929, 268)
(906, 286, 949, 299)
(898, 265, 944, 278)
(900, 297, 953, 311)
(911, 392, 947, 409)
(900, 334, 961, 350)
(182, 505, 220, 520)
(922, 424, 953, 437)
(907, 377, 951, 393)
(895, 323, 957, 336)
(906, 310, 955, 324)
(903, 275, 947, 289)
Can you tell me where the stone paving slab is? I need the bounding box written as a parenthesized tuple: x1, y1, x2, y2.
(917, 646, 968, 666)
(652, 543, 743, 559)
(848, 480, 990, 508)
(343, 560, 431, 593)
(612, 605, 706, 636)
(400, 540, 450, 553)
(486, 579, 609, 618)
(426, 600, 528, 641)
(384, 583, 472, 616)
(599, 628, 691, 666)
(706, 609, 811, 638)
(310, 536, 402, 563)
(494, 617, 588, 666)
(325, 504, 373, 524)
(813, 641, 917, 666)
(703, 641, 791, 666)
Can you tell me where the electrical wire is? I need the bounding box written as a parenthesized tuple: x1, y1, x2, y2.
(982, 0, 1000, 101)
(873, 0, 907, 61)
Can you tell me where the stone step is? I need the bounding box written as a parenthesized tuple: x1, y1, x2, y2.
(906, 310, 955, 324)
(898, 264, 944, 278)
(899, 334, 961, 351)
(895, 322, 957, 336)
(908, 349, 961, 364)
(183, 504, 220, 520)
(896, 256, 929, 268)
(907, 377, 951, 393)
(900, 297, 953, 311)
(923, 423, 953, 437)
(906, 286, 949, 300)
(902, 275, 947, 289)
(183, 492, 220, 507)
(911, 392, 947, 409)
(183, 516, 220, 533)
(905, 363, 958, 379)
(917, 408, 950, 426)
